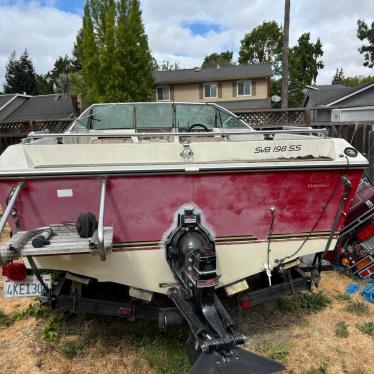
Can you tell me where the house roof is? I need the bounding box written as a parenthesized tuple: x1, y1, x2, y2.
(304, 81, 374, 107)
(305, 86, 355, 106)
(216, 98, 271, 112)
(2, 94, 78, 122)
(0, 94, 19, 110)
(154, 64, 272, 85)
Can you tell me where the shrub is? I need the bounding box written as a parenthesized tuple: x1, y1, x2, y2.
(343, 301, 369, 316)
(297, 292, 331, 313)
(278, 297, 300, 313)
(42, 313, 65, 342)
(335, 321, 349, 338)
(60, 338, 85, 359)
(278, 292, 331, 314)
(356, 322, 374, 336)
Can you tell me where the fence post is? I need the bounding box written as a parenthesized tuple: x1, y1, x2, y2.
(368, 130, 374, 182)
(28, 120, 35, 132)
(304, 108, 310, 125)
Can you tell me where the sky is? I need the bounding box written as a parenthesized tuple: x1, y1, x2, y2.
(0, 0, 373, 89)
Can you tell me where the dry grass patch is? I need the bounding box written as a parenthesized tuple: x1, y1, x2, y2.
(0, 271, 373, 374)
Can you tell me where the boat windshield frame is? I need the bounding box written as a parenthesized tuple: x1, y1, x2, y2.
(67, 102, 252, 133)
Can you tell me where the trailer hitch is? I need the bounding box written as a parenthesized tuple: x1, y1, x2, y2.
(165, 208, 285, 374)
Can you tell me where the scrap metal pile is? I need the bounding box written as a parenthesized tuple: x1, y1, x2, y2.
(333, 176, 374, 290)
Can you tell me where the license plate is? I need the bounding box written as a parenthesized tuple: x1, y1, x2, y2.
(3, 275, 52, 299)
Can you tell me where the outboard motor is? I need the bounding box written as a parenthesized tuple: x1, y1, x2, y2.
(165, 208, 285, 374)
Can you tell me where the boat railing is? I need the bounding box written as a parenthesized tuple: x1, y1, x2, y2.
(23, 128, 328, 142)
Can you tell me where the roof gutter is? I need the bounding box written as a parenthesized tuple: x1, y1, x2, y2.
(154, 75, 272, 85)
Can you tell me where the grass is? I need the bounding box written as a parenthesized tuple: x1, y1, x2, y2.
(42, 313, 67, 342)
(343, 301, 369, 316)
(335, 321, 349, 338)
(0, 304, 48, 328)
(0, 308, 11, 326)
(11, 303, 47, 321)
(334, 294, 352, 301)
(124, 322, 190, 374)
(356, 321, 374, 336)
(254, 342, 289, 362)
(278, 292, 331, 314)
(305, 362, 329, 374)
(278, 297, 300, 313)
(60, 338, 85, 359)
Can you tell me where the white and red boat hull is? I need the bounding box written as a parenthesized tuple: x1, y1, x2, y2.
(0, 168, 362, 293)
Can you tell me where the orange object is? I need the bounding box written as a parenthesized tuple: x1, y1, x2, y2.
(355, 257, 371, 270)
(341, 258, 350, 267)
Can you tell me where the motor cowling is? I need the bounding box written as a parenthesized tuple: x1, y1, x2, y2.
(165, 209, 219, 293)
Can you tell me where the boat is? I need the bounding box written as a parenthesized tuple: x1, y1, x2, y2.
(0, 102, 368, 373)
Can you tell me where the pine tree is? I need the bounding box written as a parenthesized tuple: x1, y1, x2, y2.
(36, 74, 54, 94)
(76, 2, 102, 103)
(332, 68, 346, 85)
(3, 50, 38, 94)
(100, 0, 117, 101)
(122, 0, 154, 101)
(76, 0, 154, 104)
(114, 0, 130, 101)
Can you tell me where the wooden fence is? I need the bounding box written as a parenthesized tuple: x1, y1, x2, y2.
(0, 120, 73, 154)
(236, 108, 308, 127)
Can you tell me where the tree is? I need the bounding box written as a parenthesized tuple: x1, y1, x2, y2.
(3, 50, 38, 94)
(344, 75, 374, 88)
(331, 68, 346, 85)
(202, 51, 233, 68)
(75, 1, 102, 103)
(36, 74, 54, 94)
(238, 21, 283, 75)
(76, 0, 155, 104)
(158, 60, 180, 71)
(45, 55, 78, 93)
(288, 33, 324, 106)
(49, 55, 77, 81)
(119, 0, 154, 101)
(357, 19, 374, 68)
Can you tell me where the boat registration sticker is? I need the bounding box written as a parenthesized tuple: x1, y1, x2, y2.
(57, 189, 73, 198)
(3, 275, 52, 299)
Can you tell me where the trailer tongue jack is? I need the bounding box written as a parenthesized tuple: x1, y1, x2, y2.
(166, 209, 285, 374)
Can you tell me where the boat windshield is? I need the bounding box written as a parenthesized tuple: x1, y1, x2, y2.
(70, 103, 250, 132)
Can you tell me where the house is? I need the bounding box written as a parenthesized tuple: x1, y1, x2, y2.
(303, 82, 374, 122)
(153, 63, 272, 112)
(0, 93, 79, 123)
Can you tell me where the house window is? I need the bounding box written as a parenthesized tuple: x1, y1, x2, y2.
(237, 80, 252, 96)
(156, 86, 170, 101)
(203, 83, 218, 98)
